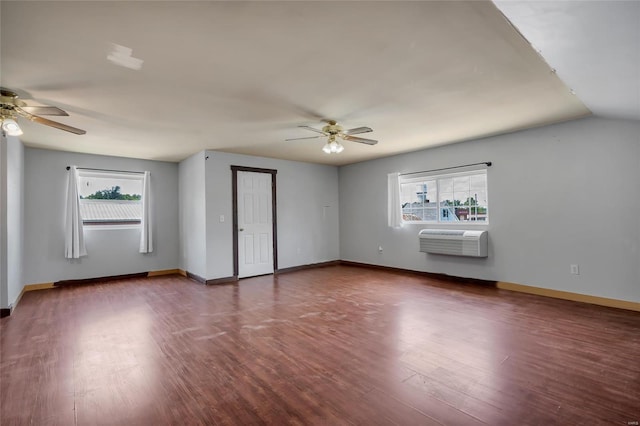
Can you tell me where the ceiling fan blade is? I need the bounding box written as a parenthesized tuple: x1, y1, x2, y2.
(0, 87, 19, 98)
(17, 108, 86, 135)
(344, 135, 378, 145)
(19, 105, 69, 116)
(31, 115, 86, 135)
(285, 135, 324, 141)
(298, 125, 328, 135)
(343, 126, 373, 136)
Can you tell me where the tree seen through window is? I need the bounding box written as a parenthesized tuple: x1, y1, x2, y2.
(81, 185, 141, 200)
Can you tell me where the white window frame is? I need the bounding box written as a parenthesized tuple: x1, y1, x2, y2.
(77, 170, 145, 228)
(399, 167, 489, 225)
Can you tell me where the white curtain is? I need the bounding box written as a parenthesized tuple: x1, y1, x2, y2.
(139, 171, 153, 253)
(388, 172, 403, 228)
(64, 166, 87, 258)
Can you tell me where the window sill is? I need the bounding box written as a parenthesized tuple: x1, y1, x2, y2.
(401, 221, 489, 227)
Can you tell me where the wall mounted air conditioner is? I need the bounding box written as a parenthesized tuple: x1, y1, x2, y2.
(419, 229, 488, 257)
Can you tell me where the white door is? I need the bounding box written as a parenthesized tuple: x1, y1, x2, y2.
(237, 171, 274, 278)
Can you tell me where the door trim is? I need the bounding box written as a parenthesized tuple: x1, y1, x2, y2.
(231, 166, 278, 278)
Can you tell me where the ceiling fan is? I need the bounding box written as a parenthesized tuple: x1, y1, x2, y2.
(286, 120, 377, 154)
(0, 87, 86, 136)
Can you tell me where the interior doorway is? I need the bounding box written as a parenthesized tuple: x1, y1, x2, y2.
(231, 166, 278, 278)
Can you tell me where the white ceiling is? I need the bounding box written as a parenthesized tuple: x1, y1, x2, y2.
(1, 1, 635, 166)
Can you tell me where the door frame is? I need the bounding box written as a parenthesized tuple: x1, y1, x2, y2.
(231, 165, 278, 278)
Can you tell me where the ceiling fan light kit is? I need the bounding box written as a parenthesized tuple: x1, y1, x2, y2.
(322, 136, 345, 154)
(1, 118, 23, 136)
(287, 120, 377, 155)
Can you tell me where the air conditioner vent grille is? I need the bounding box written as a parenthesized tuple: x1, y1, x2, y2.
(418, 229, 488, 257)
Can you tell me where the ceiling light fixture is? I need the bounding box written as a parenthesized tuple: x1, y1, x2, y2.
(1, 118, 23, 136)
(322, 135, 344, 154)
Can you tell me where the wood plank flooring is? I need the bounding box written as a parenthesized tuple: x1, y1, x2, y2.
(1, 265, 639, 425)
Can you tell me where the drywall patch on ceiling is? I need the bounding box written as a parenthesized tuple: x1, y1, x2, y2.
(107, 44, 143, 71)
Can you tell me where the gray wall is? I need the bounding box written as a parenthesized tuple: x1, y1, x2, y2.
(23, 148, 179, 284)
(339, 117, 640, 303)
(12, 116, 638, 304)
(204, 151, 340, 280)
(0, 135, 24, 309)
(178, 151, 207, 278)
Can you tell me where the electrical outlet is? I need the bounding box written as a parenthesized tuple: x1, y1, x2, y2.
(219, 215, 225, 223)
(570, 264, 579, 275)
(378, 246, 383, 253)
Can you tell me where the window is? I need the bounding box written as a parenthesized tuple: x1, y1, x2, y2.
(77, 170, 144, 226)
(400, 169, 488, 223)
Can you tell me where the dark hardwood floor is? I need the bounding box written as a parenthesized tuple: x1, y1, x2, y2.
(1, 265, 639, 425)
